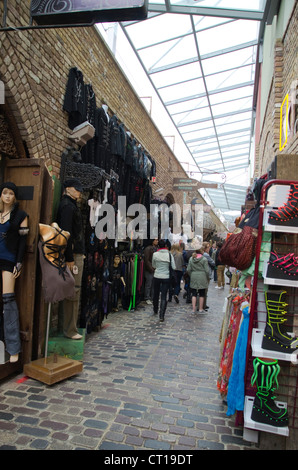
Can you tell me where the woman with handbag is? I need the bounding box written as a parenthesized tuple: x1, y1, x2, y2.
(187, 248, 210, 314)
(152, 239, 176, 322)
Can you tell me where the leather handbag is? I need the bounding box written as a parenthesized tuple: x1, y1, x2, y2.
(218, 225, 258, 271)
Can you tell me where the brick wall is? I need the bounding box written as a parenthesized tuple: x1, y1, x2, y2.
(0, 0, 205, 210)
(256, 2, 298, 176)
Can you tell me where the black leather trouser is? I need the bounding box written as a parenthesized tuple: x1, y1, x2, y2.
(153, 278, 170, 319)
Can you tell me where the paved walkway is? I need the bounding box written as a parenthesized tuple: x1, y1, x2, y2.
(0, 283, 258, 451)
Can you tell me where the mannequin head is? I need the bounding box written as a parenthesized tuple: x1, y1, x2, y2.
(63, 178, 83, 200)
(0, 182, 17, 211)
(113, 254, 121, 267)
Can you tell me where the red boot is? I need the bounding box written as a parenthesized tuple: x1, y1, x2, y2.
(269, 183, 298, 226)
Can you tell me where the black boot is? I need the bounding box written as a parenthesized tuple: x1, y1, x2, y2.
(251, 358, 288, 427)
(262, 290, 298, 353)
(159, 299, 167, 322)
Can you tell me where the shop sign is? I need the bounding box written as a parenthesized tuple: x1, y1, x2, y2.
(173, 178, 218, 191)
(30, 0, 148, 26)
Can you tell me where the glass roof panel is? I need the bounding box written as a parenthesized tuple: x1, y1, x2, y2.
(211, 96, 253, 115)
(167, 96, 208, 114)
(137, 34, 197, 71)
(205, 64, 256, 92)
(196, 19, 260, 56)
(176, 120, 213, 135)
(151, 61, 202, 88)
(201, 46, 257, 75)
(169, 0, 266, 13)
(125, 13, 192, 49)
(117, 1, 272, 217)
(193, 16, 236, 31)
(209, 85, 254, 104)
(159, 77, 206, 103)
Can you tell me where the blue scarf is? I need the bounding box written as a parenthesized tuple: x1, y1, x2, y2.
(227, 305, 250, 416)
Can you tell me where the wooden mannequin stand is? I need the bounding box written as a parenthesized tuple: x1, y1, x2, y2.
(24, 302, 83, 385)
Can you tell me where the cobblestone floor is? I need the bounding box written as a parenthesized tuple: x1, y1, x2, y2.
(0, 283, 258, 451)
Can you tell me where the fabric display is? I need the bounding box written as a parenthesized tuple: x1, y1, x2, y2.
(217, 292, 250, 399)
(226, 301, 250, 417)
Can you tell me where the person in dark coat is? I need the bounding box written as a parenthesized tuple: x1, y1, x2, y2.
(56, 178, 85, 340)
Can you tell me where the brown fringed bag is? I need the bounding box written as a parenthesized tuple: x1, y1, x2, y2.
(218, 225, 258, 271)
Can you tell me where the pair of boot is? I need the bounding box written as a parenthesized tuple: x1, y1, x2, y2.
(267, 252, 298, 280)
(251, 357, 288, 427)
(268, 183, 298, 226)
(262, 290, 298, 353)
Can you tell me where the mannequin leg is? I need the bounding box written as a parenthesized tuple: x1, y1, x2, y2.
(2, 271, 20, 362)
(63, 254, 84, 339)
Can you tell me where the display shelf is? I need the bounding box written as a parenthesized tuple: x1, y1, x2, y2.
(263, 208, 298, 233)
(263, 262, 298, 287)
(244, 396, 289, 437)
(251, 328, 298, 364)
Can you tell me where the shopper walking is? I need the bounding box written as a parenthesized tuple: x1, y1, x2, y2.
(152, 239, 176, 322)
(210, 241, 217, 283)
(187, 248, 210, 314)
(202, 241, 215, 310)
(169, 243, 184, 303)
(143, 238, 158, 304)
(215, 241, 225, 289)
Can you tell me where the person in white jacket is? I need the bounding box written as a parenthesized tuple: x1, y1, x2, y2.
(152, 239, 176, 322)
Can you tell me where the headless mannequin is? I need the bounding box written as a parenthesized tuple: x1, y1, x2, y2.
(0, 186, 28, 363)
(39, 222, 70, 267)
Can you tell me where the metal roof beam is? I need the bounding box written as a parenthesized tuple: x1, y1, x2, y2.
(194, 155, 248, 165)
(193, 143, 250, 156)
(157, 62, 255, 91)
(148, 40, 258, 75)
(148, 4, 265, 21)
(177, 107, 252, 128)
(166, 82, 254, 106)
(185, 127, 251, 144)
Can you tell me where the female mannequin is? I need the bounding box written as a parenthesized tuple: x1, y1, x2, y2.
(111, 254, 125, 311)
(0, 182, 28, 363)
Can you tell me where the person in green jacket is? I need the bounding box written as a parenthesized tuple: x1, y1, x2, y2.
(187, 248, 210, 314)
